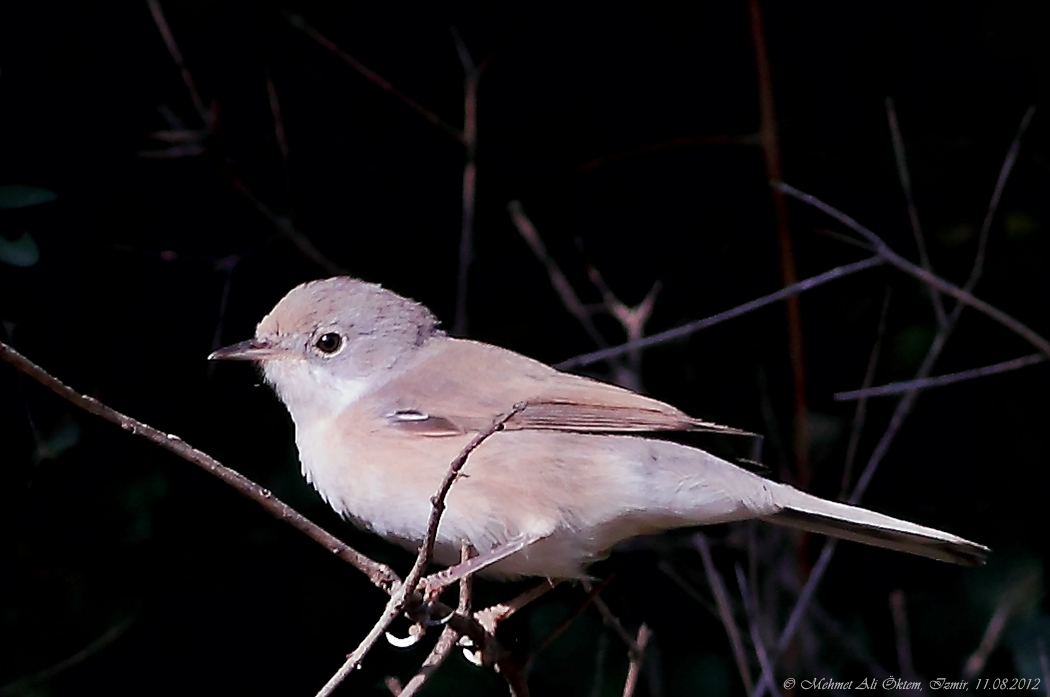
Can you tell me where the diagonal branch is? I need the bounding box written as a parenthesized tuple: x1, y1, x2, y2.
(695, 534, 755, 696)
(0, 341, 525, 696)
(314, 403, 526, 697)
(886, 97, 945, 326)
(556, 256, 884, 370)
(284, 12, 463, 143)
(146, 0, 212, 129)
(835, 352, 1047, 401)
(775, 182, 1050, 358)
(0, 341, 398, 591)
(753, 106, 1036, 697)
(452, 28, 481, 336)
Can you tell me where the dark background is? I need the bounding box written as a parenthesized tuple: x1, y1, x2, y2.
(1, 1, 1048, 695)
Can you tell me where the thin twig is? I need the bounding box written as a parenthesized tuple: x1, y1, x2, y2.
(590, 595, 644, 660)
(840, 289, 891, 495)
(695, 534, 755, 696)
(415, 404, 526, 582)
(0, 342, 524, 696)
(265, 70, 293, 201)
(962, 572, 1040, 681)
(888, 590, 918, 684)
(886, 97, 945, 325)
(146, 1, 342, 276)
(509, 200, 611, 351)
(284, 12, 463, 143)
(146, 0, 211, 129)
(735, 565, 778, 697)
(589, 634, 609, 697)
(966, 106, 1037, 295)
(0, 341, 400, 591)
(0, 614, 137, 696)
(754, 106, 1035, 697)
(807, 602, 892, 679)
(452, 28, 479, 336)
(557, 256, 884, 370)
(748, 0, 810, 487)
(583, 252, 661, 390)
(835, 352, 1047, 401)
(621, 625, 652, 697)
(398, 544, 475, 697)
(230, 179, 346, 275)
(656, 561, 719, 618)
(475, 581, 562, 635)
(525, 577, 614, 672)
(775, 182, 1050, 359)
(315, 404, 526, 697)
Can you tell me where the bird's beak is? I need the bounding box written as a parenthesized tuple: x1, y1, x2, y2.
(208, 338, 284, 362)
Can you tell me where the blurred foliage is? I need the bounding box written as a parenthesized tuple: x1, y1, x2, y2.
(1, 0, 1049, 695)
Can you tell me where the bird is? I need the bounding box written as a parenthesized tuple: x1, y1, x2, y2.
(209, 276, 988, 578)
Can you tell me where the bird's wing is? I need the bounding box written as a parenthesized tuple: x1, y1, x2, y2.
(368, 338, 744, 436)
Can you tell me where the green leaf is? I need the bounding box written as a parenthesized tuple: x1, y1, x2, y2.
(0, 231, 40, 267)
(0, 184, 58, 208)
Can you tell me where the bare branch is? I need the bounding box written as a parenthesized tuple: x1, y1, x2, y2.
(840, 289, 891, 495)
(835, 352, 1046, 401)
(583, 252, 661, 390)
(525, 578, 614, 671)
(755, 109, 1035, 694)
(735, 565, 778, 697)
(963, 572, 1040, 680)
(590, 594, 645, 660)
(315, 404, 526, 696)
(475, 581, 562, 635)
(748, 0, 811, 487)
(888, 590, 919, 685)
(0, 341, 399, 591)
(776, 182, 1050, 359)
(0, 614, 136, 695)
(145, 0, 212, 129)
(265, 70, 293, 200)
(398, 544, 475, 697)
(886, 97, 945, 325)
(452, 28, 480, 336)
(283, 12, 463, 143)
(0, 341, 527, 696)
(695, 534, 755, 696)
(557, 256, 884, 370)
(230, 179, 347, 276)
(510, 200, 611, 351)
(967, 106, 1037, 294)
(621, 625, 652, 697)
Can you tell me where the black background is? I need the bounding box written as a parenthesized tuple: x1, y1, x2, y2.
(1, 1, 1048, 695)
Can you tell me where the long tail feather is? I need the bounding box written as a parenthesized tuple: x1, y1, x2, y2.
(764, 483, 989, 566)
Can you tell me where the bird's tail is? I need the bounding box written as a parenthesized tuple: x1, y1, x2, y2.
(763, 483, 989, 566)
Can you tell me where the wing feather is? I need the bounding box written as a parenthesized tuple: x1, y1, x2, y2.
(371, 339, 744, 436)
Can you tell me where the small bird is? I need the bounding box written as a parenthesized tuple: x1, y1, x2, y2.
(210, 277, 988, 578)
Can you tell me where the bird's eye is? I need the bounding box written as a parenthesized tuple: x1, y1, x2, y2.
(314, 332, 343, 354)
